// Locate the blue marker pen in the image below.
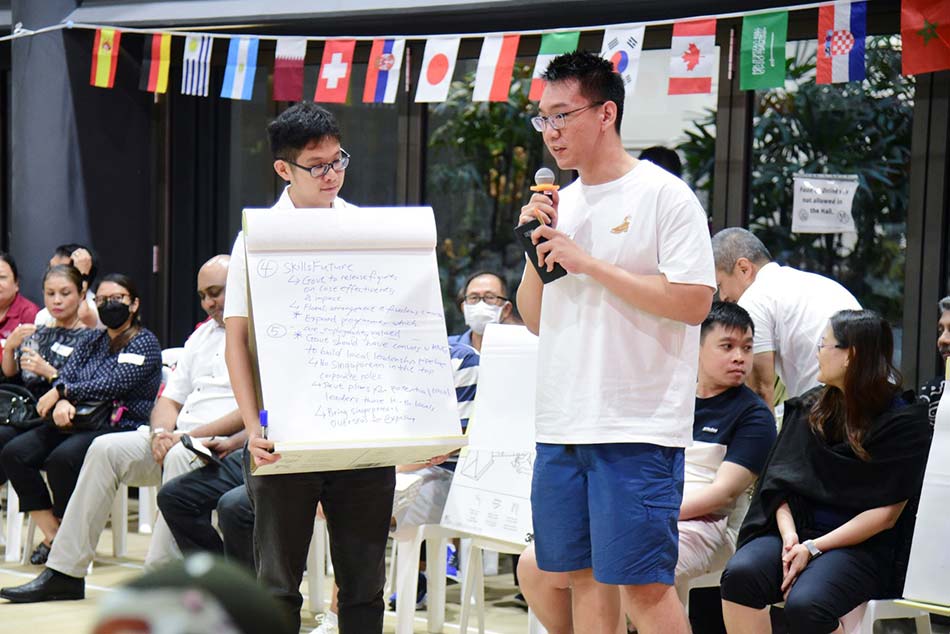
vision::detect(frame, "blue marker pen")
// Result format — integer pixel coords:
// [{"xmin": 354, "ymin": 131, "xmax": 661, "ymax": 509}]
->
[{"xmin": 260, "ymin": 410, "xmax": 269, "ymax": 440}]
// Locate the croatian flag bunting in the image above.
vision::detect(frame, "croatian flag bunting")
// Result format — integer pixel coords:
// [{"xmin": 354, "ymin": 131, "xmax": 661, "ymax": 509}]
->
[
  {"xmin": 817, "ymin": 1, "xmax": 867, "ymax": 84},
  {"xmin": 363, "ymin": 38, "xmax": 405, "ymax": 103}
]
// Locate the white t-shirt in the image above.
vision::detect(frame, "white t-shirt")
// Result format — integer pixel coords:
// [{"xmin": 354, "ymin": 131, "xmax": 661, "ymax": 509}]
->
[
  {"xmin": 161, "ymin": 319, "xmax": 237, "ymax": 433},
  {"xmin": 738, "ymin": 262, "xmax": 861, "ymax": 398},
  {"xmin": 223, "ymin": 187, "xmax": 354, "ymax": 320},
  {"xmin": 535, "ymin": 160, "xmax": 716, "ymax": 447}
]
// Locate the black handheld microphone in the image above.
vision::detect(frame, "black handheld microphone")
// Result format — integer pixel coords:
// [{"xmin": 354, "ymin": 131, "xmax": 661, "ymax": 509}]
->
[{"xmin": 513, "ymin": 168, "xmax": 567, "ymax": 284}]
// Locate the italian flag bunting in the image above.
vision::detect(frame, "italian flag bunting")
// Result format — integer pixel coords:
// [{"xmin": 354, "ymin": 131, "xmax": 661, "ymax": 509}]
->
[
  {"xmin": 90, "ymin": 28, "xmax": 121, "ymax": 89},
  {"xmin": 529, "ymin": 32, "xmax": 580, "ymax": 101}
]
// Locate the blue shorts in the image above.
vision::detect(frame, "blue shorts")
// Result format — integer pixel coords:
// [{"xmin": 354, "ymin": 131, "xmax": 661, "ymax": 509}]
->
[{"xmin": 531, "ymin": 442, "xmax": 684, "ymax": 585}]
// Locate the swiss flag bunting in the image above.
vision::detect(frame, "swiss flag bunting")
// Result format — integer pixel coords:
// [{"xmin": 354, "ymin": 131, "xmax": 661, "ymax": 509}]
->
[{"xmin": 315, "ymin": 40, "xmax": 356, "ymax": 103}]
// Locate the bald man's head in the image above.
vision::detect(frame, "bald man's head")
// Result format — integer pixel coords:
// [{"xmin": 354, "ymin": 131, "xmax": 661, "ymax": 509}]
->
[{"xmin": 197, "ymin": 255, "xmax": 230, "ymax": 325}]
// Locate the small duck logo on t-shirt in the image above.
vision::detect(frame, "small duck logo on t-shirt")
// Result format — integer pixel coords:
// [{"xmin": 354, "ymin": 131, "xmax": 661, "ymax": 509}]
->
[{"xmin": 610, "ymin": 215, "xmax": 631, "ymax": 234}]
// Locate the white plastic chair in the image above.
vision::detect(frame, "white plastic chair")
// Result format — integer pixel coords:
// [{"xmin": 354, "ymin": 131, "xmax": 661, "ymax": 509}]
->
[
  {"xmin": 161, "ymin": 347, "xmax": 185, "ymax": 369},
  {"xmin": 457, "ymin": 537, "xmax": 532, "ymax": 634},
  {"xmin": 307, "ymin": 516, "xmax": 330, "ymax": 615},
  {"xmin": 840, "ymin": 600, "xmax": 932, "ymax": 634},
  {"xmin": 3, "ymin": 483, "xmax": 24, "ymax": 563},
  {"xmin": 387, "ymin": 523, "xmax": 463, "ymax": 634}
]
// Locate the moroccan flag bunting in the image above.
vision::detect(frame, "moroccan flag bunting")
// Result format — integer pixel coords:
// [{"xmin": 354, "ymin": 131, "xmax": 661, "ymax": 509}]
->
[
  {"xmin": 415, "ymin": 37, "xmax": 461, "ymax": 103},
  {"xmin": 817, "ymin": 2, "xmax": 867, "ymax": 84},
  {"xmin": 668, "ymin": 19, "xmax": 717, "ymax": 95},
  {"xmin": 901, "ymin": 0, "xmax": 950, "ymax": 75},
  {"xmin": 181, "ymin": 35, "xmax": 213, "ymax": 97},
  {"xmin": 139, "ymin": 33, "xmax": 171, "ymax": 93},
  {"xmin": 600, "ymin": 26, "xmax": 645, "ymax": 94},
  {"xmin": 530, "ymin": 32, "xmax": 580, "ymax": 100},
  {"xmin": 273, "ymin": 38, "xmax": 307, "ymax": 101},
  {"xmin": 363, "ymin": 38, "xmax": 405, "ymax": 103},
  {"xmin": 90, "ymin": 28, "xmax": 121, "ymax": 89},
  {"xmin": 315, "ymin": 39, "xmax": 356, "ymax": 103},
  {"xmin": 740, "ymin": 11, "xmax": 788, "ymax": 90},
  {"xmin": 221, "ymin": 37, "xmax": 259, "ymax": 100},
  {"xmin": 473, "ymin": 34, "xmax": 520, "ymax": 102}
]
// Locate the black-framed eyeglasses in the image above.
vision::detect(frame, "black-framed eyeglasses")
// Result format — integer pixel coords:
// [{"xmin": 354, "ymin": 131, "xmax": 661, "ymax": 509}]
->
[
  {"xmin": 95, "ymin": 293, "xmax": 130, "ymax": 305},
  {"xmin": 463, "ymin": 292, "xmax": 508, "ymax": 307},
  {"xmin": 280, "ymin": 149, "xmax": 350, "ymax": 178},
  {"xmin": 530, "ymin": 102, "xmax": 605, "ymax": 132}
]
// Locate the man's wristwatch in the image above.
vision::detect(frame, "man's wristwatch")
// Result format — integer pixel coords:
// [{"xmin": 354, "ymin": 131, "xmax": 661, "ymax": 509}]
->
[{"xmin": 803, "ymin": 539, "xmax": 823, "ymax": 558}]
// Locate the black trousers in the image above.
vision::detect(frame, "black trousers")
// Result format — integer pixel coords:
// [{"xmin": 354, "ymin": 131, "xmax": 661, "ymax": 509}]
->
[
  {"xmin": 0, "ymin": 425, "xmax": 23, "ymax": 486},
  {"xmin": 720, "ymin": 534, "xmax": 887, "ymax": 634},
  {"xmin": 244, "ymin": 450, "xmax": 395, "ymax": 633},
  {"xmin": 0, "ymin": 424, "xmax": 114, "ymax": 516},
  {"xmin": 157, "ymin": 449, "xmax": 254, "ymax": 571}
]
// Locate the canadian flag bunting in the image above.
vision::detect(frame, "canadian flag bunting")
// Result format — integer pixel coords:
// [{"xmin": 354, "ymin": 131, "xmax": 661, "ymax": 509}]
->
[
  {"xmin": 601, "ymin": 26, "xmax": 645, "ymax": 94},
  {"xmin": 315, "ymin": 40, "xmax": 356, "ymax": 103},
  {"xmin": 415, "ymin": 37, "xmax": 461, "ymax": 103},
  {"xmin": 668, "ymin": 18, "xmax": 717, "ymax": 95},
  {"xmin": 473, "ymin": 34, "xmax": 520, "ymax": 102}
]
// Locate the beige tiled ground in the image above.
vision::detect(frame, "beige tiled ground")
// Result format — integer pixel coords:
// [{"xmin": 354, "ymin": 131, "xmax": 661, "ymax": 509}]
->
[{"xmin": 0, "ymin": 516, "xmax": 530, "ymax": 633}]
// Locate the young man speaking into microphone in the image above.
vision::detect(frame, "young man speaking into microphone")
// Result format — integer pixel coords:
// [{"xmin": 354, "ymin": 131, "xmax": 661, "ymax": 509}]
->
[{"xmin": 516, "ymin": 51, "xmax": 715, "ymax": 634}]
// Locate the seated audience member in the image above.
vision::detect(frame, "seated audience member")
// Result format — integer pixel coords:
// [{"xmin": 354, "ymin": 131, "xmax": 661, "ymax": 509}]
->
[
  {"xmin": 90, "ymin": 554, "xmax": 295, "ymax": 634},
  {"xmin": 720, "ymin": 309, "xmax": 931, "ymax": 634},
  {"xmin": 0, "ymin": 252, "xmax": 40, "ymax": 354},
  {"xmin": 0, "ymin": 273, "xmax": 162, "ymax": 584},
  {"xmin": 638, "ymin": 146, "xmax": 683, "ymax": 178},
  {"xmin": 517, "ymin": 302, "xmax": 776, "ymax": 633},
  {"xmin": 0, "ymin": 265, "xmax": 92, "ymax": 518},
  {"xmin": 34, "ymin": 244, "xmax": 100, "ymax": 329},
  {"xmin": 0, "ymin": 257, "xmax": 242, "ymax": 603},
  {"xmin": 919, "ymin": 295, "xmax": 950, "ymax": 426},
  {"xmin": 711, "ymin": 228, "xmax": 861, "ymax": 408}
]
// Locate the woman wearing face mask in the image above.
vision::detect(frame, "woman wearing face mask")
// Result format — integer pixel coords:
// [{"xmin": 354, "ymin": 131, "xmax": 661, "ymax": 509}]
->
[
  {"xmin": 0, "ymin": 266, "xmax": 94, "ymax": 558},
  {"xmin": 0, "ymin": 274, "xmax": 161, "ymax": 563}
]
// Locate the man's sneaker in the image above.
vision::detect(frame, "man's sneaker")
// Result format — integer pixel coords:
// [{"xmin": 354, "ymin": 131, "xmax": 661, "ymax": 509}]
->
[
  {"xmin": 388, "ymin": 572, "xmax": 427, "ymax": 611},
  {"xmin": 446, "ymin": 544, "xmax": 460, "ymax": 582},
  {"xmin": 310, "ymin": 611, "xmax": 338, "ymax": 634}
]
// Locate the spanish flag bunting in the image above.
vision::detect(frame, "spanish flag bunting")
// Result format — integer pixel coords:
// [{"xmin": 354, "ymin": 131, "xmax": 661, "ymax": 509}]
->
[
  {"xmin": 139, "ymin": 33, "xmax": 171, "ymax": 94},
  {"xmin": 90, "ymin": 28, "xmax": 122, "ymax": 89}
]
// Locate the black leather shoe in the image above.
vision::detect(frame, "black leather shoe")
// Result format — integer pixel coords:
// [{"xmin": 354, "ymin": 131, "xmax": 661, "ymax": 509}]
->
[
  {"xmin": 29, "ymin": 542, "xmax": 51, "ymax": 565},
  {"xmin": 0, "ymin": 568, "xmax": 84, "ymax": 603}
]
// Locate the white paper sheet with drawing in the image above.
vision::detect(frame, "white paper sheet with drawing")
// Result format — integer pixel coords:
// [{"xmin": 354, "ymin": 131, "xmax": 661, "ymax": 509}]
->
[
  {"xmin": 243, "ymin": 207, "xmax": 466, "ymax": 474},
  {"xmin": 441, "ymin": 324, "xmax": 538, "ymax": 547}
]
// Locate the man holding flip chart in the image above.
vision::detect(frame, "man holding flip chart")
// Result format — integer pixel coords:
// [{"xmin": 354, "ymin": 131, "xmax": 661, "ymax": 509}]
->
[
  {"xmin": 224, "ymin": 103, "xmax": 395, "ymax": 633},
  {"xmin": 516, "ymin": 51, "xmax": 715, "ymax": 634}
]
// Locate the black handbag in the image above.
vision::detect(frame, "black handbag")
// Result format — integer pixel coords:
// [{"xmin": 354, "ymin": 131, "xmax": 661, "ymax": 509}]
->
[
  {"xmin": 0, "ymin": 384, "xmax": 42, "ymax": 430},
  {"xmin": 65, "ymin": 401, "xmax": 116, "ymax": 432}
]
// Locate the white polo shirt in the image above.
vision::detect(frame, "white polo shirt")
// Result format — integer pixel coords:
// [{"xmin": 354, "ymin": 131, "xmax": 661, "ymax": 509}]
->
[
  {"xmin": 161, "ymin": 319, "xmax": 237, "ymax": 433},
  {"xmin": 738, "ymin": 262, "xmax": 861, "ymax": 398},
  {"xmin": 535, "ymin": 160, "xmax": 716, "ymax": 448},
  {"xmin": 223, "ymin": 187, "xmax": 354, "ymax": 320}
]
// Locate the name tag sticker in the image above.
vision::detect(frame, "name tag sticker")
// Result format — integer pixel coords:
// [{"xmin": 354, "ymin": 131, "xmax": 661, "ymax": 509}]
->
[
  {"xmin": 118, "ymin": 353, "xmax": 145, "ymax": 366},
  {"xmin": 51, "ymin": 342, "xmax": 74, "ymax": 357}
]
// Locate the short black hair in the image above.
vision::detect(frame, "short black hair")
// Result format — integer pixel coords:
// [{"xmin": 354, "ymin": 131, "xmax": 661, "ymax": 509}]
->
[
  {"xmin": 456, "ymin": 271, "xmax": 509, "ymax": 310},
  {"xmin": 639, "ymin": 146, "xmax": 683, "ymax": 178},
  {"xmin": 0, "ymin": 252, "xmax": 18, "ymax": 282},
  {"xmin": 542, "ymin": 51, "xmax": 625, "ymax": 134},
  {"xmin": 267, "ymin": 102, "xmax": 341, "ymax": 161},
  {"xmin": 53, "ymin": 243, "xmax": 98, "ymax": 283},
  {"xmin": 701, "ymin": 301, "xmax": 754, "ymax": 342}
]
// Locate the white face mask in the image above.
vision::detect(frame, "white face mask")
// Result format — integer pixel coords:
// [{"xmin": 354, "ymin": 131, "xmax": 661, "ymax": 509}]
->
[{"xmin": 463, "ymin": 301, "xmax": 505, "ymax": 335}]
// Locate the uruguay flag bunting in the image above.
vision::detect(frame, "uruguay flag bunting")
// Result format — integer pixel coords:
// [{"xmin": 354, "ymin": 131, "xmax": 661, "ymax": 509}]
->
[
  {"xmin": 600, "ymin": 26, "xmax": 645, "ymax": 94},
  {"xmin": 817, "ymin": 1, "xmax": 867, "ymax": 84},
  {"xmin": 363, "ymin": 38, "xmax": 405, "ymax": 104},
  {"xmin": 220, "ymin": 37, "xmax": 259, "ymax": 100}
]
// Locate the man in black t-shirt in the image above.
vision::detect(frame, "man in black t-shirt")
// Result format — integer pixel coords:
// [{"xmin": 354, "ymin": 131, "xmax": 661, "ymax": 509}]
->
[{"xmin": 919, "ymin": 296, "xmax": 950, "ymax": 427}]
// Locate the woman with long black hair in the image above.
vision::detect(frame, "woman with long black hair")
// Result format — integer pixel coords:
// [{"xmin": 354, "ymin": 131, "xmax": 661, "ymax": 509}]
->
[
  {"xmin": 720, "ymin": 309, "xmax": 931, "ymax": 634},
  {"xmin": 0, "ymin": 274, "xmax": 161, "ymax": 566}
]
